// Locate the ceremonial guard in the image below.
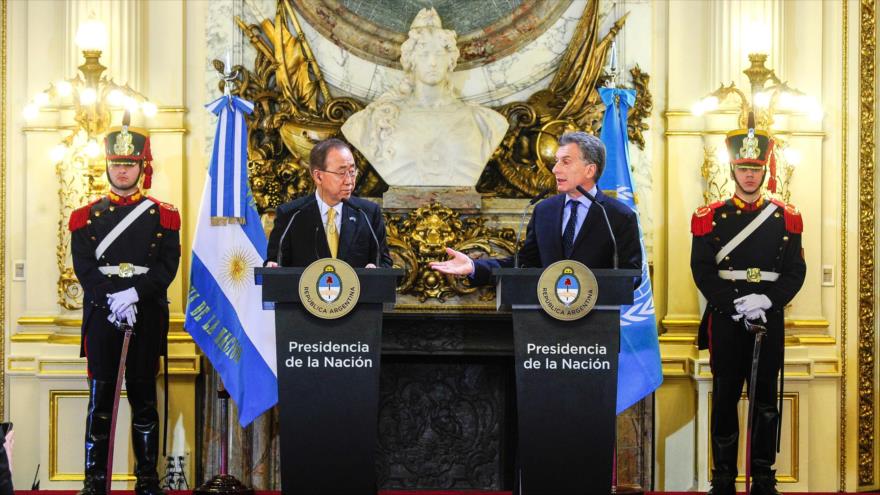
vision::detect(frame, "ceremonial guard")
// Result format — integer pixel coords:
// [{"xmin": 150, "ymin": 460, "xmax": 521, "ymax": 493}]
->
[
  {"xmin": 69, "ymin": 113, "xmax": 181, "ymax": 495},
  {"xmin": 690, "ymin": 114, "xmax": 806, "ymax": 495}
]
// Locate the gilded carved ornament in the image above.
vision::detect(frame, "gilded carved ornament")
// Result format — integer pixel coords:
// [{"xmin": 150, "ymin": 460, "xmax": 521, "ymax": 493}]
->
[
  {"xmin": 386, "ymin": 202, "xmax": 517, "ymax": 302},
  {"xmin": 221, "ymin": 0, "xmax": 651, "ymax": 206},
  {"xmin": 221, "ymin": 0, "xmax": 652, "ymax": 301}
]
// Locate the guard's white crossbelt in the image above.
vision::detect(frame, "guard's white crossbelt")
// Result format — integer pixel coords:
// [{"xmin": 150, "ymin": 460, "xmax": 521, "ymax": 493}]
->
[
  {"xmin": 714, "ymin": 203, "xmax": 778, "ymax": 265},
  {"xmin": 95, "ymin": 200, "xmax": 155, "ymax": 260}
]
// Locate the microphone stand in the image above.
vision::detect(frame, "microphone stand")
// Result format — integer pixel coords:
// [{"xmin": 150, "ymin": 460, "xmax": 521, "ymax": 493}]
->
[
  {"xmin": 514, "ymin": 189, "xmax": 553, "ymax": 268},
  {"xmin": 342, "ymin": 199, "xmax": 382, "ymax": 267},
  {"xmin": 575, "ymin": 185, "xmax": 618, "ymax": 269},
  {"xmin": 275, "ymin": 209, "xmax": 302, "ymax": 266}
]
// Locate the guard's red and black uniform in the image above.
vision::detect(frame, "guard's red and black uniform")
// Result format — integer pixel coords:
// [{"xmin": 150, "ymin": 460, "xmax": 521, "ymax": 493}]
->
[
  {"xmin": 70, "ymin": 120, "xmax": 180, "ymax": 495},
  {"xmin": 690, "ymin": 195, "xmax": 805, "ymax": 493},
  {"xmin": 70, "ymin": 190, "xmax": 181, "ymax": 379}
]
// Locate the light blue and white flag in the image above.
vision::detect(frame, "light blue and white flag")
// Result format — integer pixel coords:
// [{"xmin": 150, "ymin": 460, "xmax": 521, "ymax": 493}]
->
[
  {"xmin": 185, "ymin": 95, "xmax": 277, "ymax": 427},
  {"xmin": 598, "ymin": 87, "xmax": 663, "ymax": 414}
]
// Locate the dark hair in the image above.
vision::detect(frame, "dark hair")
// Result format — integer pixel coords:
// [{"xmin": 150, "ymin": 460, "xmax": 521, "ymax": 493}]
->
[
  {"xmin": 309, "ymin": 138, "xmax": 351, "ymax": 172},
  {"xmin": 559, "ymin": 131, "xmax": 605, "ymax": 181}
]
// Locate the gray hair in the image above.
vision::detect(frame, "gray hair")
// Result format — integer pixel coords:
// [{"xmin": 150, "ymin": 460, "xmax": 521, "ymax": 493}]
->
[{"xmin": 559, "ymin": 131, "xmax": 605, "ymax": 181}]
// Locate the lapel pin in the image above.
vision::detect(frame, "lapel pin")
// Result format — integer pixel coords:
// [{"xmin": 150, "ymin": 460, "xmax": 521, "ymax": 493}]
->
[{"xmin": 349, "ymin": 216, "xmax": 356, "ymax": 222}]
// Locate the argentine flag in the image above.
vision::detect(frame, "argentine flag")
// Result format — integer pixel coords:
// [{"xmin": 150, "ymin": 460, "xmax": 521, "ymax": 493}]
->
[
  {"xmin": 598, "ymin": 87, "xmax": 663, "ymax": 413},
  {"xmin": 185, "ymin": 95, "xmax": 277, "ymax": 426}
]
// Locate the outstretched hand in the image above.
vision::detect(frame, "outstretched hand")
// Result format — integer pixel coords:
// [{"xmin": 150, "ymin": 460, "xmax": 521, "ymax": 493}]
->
[{"xmin": 429, "ymin": 247, "xmax": 475, "ymax": 276}]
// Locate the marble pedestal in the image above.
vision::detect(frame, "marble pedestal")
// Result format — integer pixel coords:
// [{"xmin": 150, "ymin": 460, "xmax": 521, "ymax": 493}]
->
[{"xmin": 382, "ymin": 186, "xmax": 482, "ymax": 211}]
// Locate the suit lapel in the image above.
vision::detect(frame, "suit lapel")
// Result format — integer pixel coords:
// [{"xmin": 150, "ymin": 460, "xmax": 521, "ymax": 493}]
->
[
  {"xmin": 336, "ymin": 202, "xmax": 357, "ymax": 262},
  {"xmin": 570, "ymin": 190, "xmax": 604, "ymax": 256},
  {"xmin": 306, "ymin": 200, "xmax": 331, "ymax": 259},
  {"xmin": 542, "ymin": 194, "xmax": 565, "ymax": 262}
]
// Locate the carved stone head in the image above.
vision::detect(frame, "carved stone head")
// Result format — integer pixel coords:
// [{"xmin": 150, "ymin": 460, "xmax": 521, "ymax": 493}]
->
[{"xmin": 400, "ymin": 8, "xmax": 459, "ymax": 87}]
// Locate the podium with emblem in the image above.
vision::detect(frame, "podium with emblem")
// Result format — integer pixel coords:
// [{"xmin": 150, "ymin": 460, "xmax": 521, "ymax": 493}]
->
[
  {"xmin": 256, "ymin": 261, "xmax": 402, "ymax": 495},
  {"xmin": 494, "ymin": 263, "xmax": 640, "ymax": 495}
]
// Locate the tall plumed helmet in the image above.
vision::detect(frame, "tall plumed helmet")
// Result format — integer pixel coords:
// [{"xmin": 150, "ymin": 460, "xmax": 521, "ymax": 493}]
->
[
  {"xmin": 104, "ymin": 110, "xmax": 154, "ymax": 189},
  {"xmin": 724, "ymin": 111, "xmax": 778, "ymax": 193}
]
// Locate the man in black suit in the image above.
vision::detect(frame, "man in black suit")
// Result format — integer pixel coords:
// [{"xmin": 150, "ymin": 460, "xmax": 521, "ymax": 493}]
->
[
  {"xmin": 430, "ymin": 131, "xmax": 641, "ymax": 280},
  {"xmin": 266, "ymin": 138, "xmax": 392, "ymax": 268}
]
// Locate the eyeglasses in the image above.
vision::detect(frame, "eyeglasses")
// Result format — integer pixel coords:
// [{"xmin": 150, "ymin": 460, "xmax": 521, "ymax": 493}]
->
[{"xmin": 322, "ymin": 167, "xmax": 358, "ymax": 179}]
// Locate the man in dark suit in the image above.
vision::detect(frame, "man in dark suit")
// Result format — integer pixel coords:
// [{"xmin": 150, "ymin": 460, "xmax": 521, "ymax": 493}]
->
[
  {"xmin": 430, "ymin": 131, "xmax": 641, "ymax": 281},
  {"xmin": 266, "ymin": 138, "xmax": 392, "ymax": 268}
]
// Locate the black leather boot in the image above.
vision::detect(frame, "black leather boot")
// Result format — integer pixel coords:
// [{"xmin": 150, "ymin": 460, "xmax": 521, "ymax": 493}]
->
[
  {"xmin": 127, "ymin": 380, "xmax": 166, "ymax": 495},
  {"xmin": 710, "ymin": 376, "xmax": 742, "ymax": 495},
  {"xmin": 708, "ymin": 469, "xmax": 736, "ymax": 495},
  {"xmin": 79, "ymin": 380, "xmax": 114, "ymax": 495},
  {"xmin": 752, "ymin": 470, "xmax": 781, "ymax": 495}
]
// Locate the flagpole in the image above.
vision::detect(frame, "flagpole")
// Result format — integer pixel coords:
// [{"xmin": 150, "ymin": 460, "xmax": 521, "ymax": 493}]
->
[{"xmin": 193, "ymin": 383, "xmax": 254, "ymax": 495}]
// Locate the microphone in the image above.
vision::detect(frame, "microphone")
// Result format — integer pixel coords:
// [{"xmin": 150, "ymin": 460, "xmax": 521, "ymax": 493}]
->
[
  {"xmin": 342, "ymin": 198, "xmax": 382, "ymax": 267},
  {"xmin": 576, "ymin": 185, "xmax": 618, "ymax": 269},
  {"xmin": 275, "ymin": 208, "xmax": 303, "ymax": 266},
  {"xmin": 514, "ymin": 188, "xmax": 554, "ymax": 268},
  {"xmin": 313, "ymin": 226, "xmax": 321, "ymax": 261}
]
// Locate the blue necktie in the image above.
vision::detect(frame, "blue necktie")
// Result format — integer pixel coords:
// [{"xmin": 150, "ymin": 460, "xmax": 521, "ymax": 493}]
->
[{"xmin": 563, "ymin": 200, "xmax": 578, "ymax": 257}]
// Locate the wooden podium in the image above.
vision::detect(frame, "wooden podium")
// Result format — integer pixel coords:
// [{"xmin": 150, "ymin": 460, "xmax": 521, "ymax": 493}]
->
[
  {"xmin": 256, "ymin": 266, "xmax": 402, "ymax": 495},
  {"xmin": 495, "ymin": 267, "xmax": 639, "ymax": 495}
]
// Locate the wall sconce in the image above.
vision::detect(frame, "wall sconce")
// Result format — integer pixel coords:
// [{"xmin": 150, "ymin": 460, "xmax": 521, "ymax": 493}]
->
[
  {"xmin": 22, "ymin": 18, "xmax": 156, "ymax": 310},
  {"xmin": 693, "ymin": 53, "xmax": 814, "ymax": 205}
]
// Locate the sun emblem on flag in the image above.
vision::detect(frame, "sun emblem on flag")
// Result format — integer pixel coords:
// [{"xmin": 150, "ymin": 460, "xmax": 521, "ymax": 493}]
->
[
  {"xmin": 555, "ymin": 267, "xmax": 580, "ymax": 306},
  {"xmin": 317, "ymin": 265, "xmax": 342, "ymax": 303},
  {"xmin": 220, "ymin": 247, "xmax": 261, "ymax": 293}
]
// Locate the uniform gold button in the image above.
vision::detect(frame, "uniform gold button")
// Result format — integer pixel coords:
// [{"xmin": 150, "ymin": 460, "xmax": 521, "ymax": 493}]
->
[
  {"xmin": 109, "ymin": 206, "xmax": 115, "ymax": 212},
  {"xmin": 94, "ymin": 211, "xmax": 101, "ymax": 217},
  {"xmin": 87, "ymin": 220, "xmax": 92, "ymax": 224},
  {"xmin": 150, "ymin": 243, "xmax": 156, "ymax": 248},
  {"xmin": 150, "ymin": 209, "xmax": 156, "ymax": 215},
  {"xmin": 724, "ymin": 256, "xmax": 730, "ymax": 261},
  {"xmin": 721, "ymin": 213, "xmax": 727, "ymax": 219},
  {"xmin": 90, "ymin": 236, "xmax": 96, "ymax": 241},
  {"xmin": 157, "ymin": 232, "xmax": 163, "ymax": 238},
  {"xmin": 783, "ymin": 236, "xmax": 789, "ymax": 241},
  {"xmin": 712, "ymin": 221, "xmax": 717, "ymax": 226},
  {"xmin": 774, "ymin": 213, "xmax": 781, "ymax": 218},
  {"xmin": 736, "ymin": 210, "xmax": 742, "ymax": 215}
]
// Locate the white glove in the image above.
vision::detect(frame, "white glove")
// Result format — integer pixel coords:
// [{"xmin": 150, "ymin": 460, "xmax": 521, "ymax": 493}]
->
[
  {"xmin": 743, "ymin": 308, "xmax": 767, "ymax": 323},
  {"xmin": 119, "ymin": 305, "xmax": 137, "ymax": 327},
  {"xmin": 107, "ymin": 287, "xmax": 139, "ymax": 314},
  {"xmin": 734, "ymin": 293, "xmax": 771, "ymax": 314}
]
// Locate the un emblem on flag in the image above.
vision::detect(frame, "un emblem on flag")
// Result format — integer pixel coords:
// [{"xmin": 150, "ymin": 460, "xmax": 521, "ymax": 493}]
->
[
  {"xmin": 298, "ymin": 259, "xmax": 361, "ymax": 319},
  {"xmin": 537, "ymin": 261, "xmax": 598, "ymax": 321}
]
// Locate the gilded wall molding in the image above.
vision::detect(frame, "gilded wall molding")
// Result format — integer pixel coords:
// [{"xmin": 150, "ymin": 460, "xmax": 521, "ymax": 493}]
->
[
  {"xmin": 1, "ymin": 0, "xmax": 7, "ymax": 422},
  {"xmin": 858, "ymin": 0, "xmax": 876, "ymax": 487},
  {"xmin": 839, "ymin": 0, "xmax": 849, "ymax": 490},
  {"xmin": 49, "ymin": 390, "xmax": 136, "ymax": 481}
]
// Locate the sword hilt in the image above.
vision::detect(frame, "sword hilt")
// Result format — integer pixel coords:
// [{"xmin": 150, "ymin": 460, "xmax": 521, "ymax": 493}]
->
[{"xmin": 742, "ymin": 319, "xmax": 768, "ymax": 336}]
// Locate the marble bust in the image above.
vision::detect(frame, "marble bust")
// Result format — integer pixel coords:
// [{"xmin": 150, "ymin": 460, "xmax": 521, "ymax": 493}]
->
[{"xmin": 342, "ymin": 8, "xmax": 509, "ymax": 187}]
